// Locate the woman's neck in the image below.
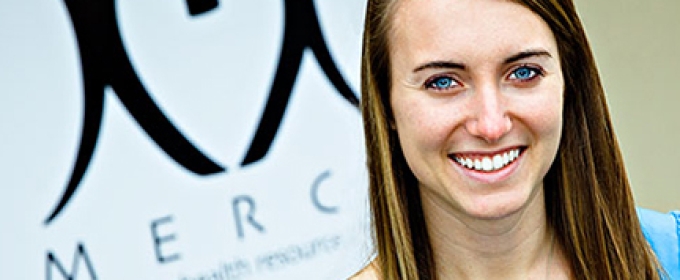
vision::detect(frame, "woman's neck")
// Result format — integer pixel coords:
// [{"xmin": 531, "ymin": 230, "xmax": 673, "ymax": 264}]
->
[{"xmin": 420, "ymin": 187, "xmax": 560, "ymax": 280}]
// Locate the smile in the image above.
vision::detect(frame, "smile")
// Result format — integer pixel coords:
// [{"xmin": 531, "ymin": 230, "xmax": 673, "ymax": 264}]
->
[{"xmin": 451, "ymin": 148, "xmax": 523, "ymax": 172}]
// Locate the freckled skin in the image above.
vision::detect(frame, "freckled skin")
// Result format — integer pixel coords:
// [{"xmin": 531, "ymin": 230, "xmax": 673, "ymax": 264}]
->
[{"xmin": 389, "ymin": 0, "xmax": 564, "ymax": 220}]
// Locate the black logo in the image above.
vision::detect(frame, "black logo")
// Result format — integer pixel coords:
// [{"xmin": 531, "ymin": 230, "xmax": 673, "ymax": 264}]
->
[{"xmin": 45, "ymin": 0, "xmax": 359, "ymax": 225}]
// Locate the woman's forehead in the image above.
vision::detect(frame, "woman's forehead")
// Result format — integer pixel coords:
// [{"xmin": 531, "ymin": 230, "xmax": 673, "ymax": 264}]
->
[{"xmin": 388, "ymin": 0, "xmax": 558, "ymax": 66}]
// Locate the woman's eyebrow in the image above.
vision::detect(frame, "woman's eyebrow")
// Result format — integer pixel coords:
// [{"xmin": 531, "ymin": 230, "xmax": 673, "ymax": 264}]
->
[
  {"xmin": 413, "ymin": 61, "xmax": 466, "ymax": 73},
  {"xmin": 504, "ymin": 49, "xmax": 552, "ymax": 64},
  {"xmin": 411, "ymin": 50, "xmax": 552, "ymax": 73}
]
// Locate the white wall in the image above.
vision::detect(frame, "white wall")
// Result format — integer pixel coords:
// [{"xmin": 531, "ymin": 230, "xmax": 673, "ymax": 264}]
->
[{"xmin": 575, "ymin": 0, "xmax": 680, "ymax": 212}]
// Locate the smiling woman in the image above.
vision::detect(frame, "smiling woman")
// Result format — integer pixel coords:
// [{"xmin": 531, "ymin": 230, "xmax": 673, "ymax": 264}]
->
[{"xmin": 352, "ymin": 0, "xmax": 679, "ymax": 279}]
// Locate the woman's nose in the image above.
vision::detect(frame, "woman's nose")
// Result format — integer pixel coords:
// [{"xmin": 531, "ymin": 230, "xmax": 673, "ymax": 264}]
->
[{"xmin": 465, "ymin": 87, "xmax": 512, "ymax": 143}]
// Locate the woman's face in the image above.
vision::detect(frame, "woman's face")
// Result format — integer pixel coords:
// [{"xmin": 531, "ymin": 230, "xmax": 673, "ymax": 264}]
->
[{"xmin": 389, "ymin": 0, "xmax": 564, "ymax": 219}]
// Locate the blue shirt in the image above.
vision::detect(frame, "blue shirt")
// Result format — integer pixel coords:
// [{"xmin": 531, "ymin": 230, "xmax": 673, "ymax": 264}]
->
[{"xmin": 638, "ymin": 208, "xmax": 680, "ymax": 279}]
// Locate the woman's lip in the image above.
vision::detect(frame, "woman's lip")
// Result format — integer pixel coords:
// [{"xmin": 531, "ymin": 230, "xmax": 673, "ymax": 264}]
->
[
  {"xmin": 449, "ymin": 146, "xmax": 526, "ymax": 157},
  {"xmin": 449, "ymin": 147, "xmax": 525, "ymax": 184}
]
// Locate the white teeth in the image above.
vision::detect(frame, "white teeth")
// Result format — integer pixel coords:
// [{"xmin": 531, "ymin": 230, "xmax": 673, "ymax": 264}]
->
[
  {"xmin": 493, "ymin": 155, "xmax": 503, "ymax": 169},
  {"xmin": 511, "ymin": 149, "xmax": 519, "ymax": 159},
  {"xmin": 454, "ymin": 148, "xmax": 522, "ymax": 172},
  {"xmin": 482, "ymin": 157, "xmax": 493, "ymax": 171}
]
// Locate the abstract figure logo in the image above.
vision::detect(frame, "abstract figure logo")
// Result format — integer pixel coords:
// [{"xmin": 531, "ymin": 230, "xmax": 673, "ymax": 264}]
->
[
  {"xmin": 45, "ymin": 0, "xmax": 359, "ymax": 225},
  {"xmin": 240, "ymin": 0, "xmax": 360, "ymax": 165}
]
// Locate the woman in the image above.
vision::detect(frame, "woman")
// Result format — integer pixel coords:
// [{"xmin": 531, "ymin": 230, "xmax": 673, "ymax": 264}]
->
[{"xmin": 352, "ymin": 0, "xmax": 679, "ymax": 279}]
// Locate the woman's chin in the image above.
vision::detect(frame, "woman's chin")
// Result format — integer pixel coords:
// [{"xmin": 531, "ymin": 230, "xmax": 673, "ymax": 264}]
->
[{"xmin": 458, "ymin": 191, "xmax": 539, "ymax": 221}]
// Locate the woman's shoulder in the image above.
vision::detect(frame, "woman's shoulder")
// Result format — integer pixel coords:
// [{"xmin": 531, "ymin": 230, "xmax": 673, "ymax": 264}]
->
[
  {"xmin": 637, "ymin": 208, "xmax": 680, "ymax": 278},
  {"xmin": 348, "ymin": 260, "xmax": 381, "ymax": 280},
  {"xmin": 637, "ymin": 208, "xmax": 679, "ymax": 245}
]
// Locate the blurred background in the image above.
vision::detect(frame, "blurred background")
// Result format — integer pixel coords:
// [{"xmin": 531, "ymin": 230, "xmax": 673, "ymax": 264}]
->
[{"xmin": 575, "ymin": 0, "xmax": 680, "ymax": 212}]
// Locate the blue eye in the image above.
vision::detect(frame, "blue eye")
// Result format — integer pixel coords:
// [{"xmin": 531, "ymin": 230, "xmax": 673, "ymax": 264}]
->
[
  {"xmin": 509, "ymin": 66, "xmax": 540, "ymax": 81},
  {"xmin": 426, "ymin": 76, "xmax": 458, "ymax": 90}
]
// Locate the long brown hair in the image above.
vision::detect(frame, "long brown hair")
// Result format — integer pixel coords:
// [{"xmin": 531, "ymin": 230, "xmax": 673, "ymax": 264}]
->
[{"xmin": 360, "ymin": 0, "xmax": 663, "ymax": 279}]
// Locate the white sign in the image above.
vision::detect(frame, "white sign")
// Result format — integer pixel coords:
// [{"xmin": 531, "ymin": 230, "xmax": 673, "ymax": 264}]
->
[{"xmin": 0, "ymin": 0, "xmax": 371, "ymax": 279}]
